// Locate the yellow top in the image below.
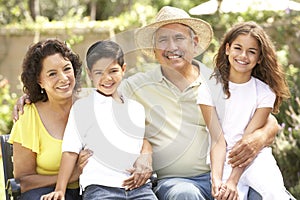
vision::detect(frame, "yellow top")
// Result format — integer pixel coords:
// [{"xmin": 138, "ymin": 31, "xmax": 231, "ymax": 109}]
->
[{"xmin": 9, "ymin": 104, "xmax": 78, "ymax": 189}]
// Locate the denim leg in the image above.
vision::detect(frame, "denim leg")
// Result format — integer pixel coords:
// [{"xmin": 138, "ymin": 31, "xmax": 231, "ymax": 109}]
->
[
  {"xmin": 20, "ymin": 187, "xmax": 81, "ymax": 200},
  {"xmin": 247, "ymin": 187, "xmax": 262, "ymax": 200},
  {"xmin": 127, "ymin": 183, "xmax": 157, "ymax": 200},
  {"xmin": 153, "ymin": 172, "xmax": 213, "ymax": 200},
  {"xmin": 83, "ymin": 184, "xmax": 157, "ymax": 200},
  {"xmin": 20, "ymin": 187, "xmax": 55, "ymax": 200},
  {"xmin": 83, "ymin": 185, "xmax": 124, "ymax": 200}
]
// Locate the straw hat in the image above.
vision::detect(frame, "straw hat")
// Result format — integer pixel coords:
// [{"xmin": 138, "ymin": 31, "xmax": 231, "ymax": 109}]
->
[{"xmin": 135, "ymin": 6, "xmax": 213, "ymax": 59}]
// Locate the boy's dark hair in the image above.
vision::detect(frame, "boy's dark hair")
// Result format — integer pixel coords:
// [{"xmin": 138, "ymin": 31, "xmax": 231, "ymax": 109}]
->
[{"xmin": 86, "ymin": 40, "xmax": 124, "ymax": 70}]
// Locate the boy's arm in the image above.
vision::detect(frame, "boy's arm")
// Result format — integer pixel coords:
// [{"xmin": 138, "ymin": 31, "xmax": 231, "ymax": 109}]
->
[
  {"xmin": 228, "ymin": 109, "xmax": 276, "ymax": 168},
  {"xmin": 200, "ymin": 104, "xmax": 227, "ymax": 198},
  {"xmin": 55, "ymin": 152, "xmax": 78, "ymax": 193},
  {"xmin": 41, "ymin": 152, "xmax": 78, "ymax": 200}
]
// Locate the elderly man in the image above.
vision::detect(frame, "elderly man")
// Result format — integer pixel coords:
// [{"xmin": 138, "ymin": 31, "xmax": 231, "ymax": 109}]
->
[{"xmin": 120, "ymin": 6, "xmax": 279, "ymax": 200}]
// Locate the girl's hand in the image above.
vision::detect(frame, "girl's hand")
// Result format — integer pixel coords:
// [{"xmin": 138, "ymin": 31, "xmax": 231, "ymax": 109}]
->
[
  {"xmin": 212, "ymin": 179, "xmax": 225, "ymax": 198},
  {"xmin": 218, "ymin": 180, "xmax": 239, "ymax": 200}
]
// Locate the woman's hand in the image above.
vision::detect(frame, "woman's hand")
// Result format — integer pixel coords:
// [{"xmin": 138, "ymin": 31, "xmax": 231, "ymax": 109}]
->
[{"xmin": 69, "ymin": 149, "xmax": 92, "ymax": 183}]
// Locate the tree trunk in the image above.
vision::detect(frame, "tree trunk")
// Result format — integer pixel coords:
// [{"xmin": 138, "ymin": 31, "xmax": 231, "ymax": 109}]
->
[{"xmin": 29, "ymin": 0, "xmax": 40, "ymax": 21}]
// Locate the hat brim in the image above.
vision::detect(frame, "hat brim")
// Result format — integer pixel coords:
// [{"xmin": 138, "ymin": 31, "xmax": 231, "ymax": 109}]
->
[{"xmin": 135, "ymin": 18, "xmax": 213, "ymax": 59}]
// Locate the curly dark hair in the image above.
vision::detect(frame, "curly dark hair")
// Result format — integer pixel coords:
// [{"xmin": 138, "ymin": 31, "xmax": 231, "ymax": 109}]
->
[{"xmin": 21, "ymin": 38, "xmax": 82, "ymax": 103}]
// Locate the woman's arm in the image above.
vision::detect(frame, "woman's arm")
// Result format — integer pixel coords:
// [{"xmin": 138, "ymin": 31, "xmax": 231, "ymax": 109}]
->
[
  {"xmin": 13, "ymin": 142, "xmax": 58, "ymax": 192},
  {"xmin": 13, "ymin": 142, "xmax": 88, "ymax": 193},
  {"xmin": 40, "ymin": 152, "xmax": 78, "ymax": 200}
]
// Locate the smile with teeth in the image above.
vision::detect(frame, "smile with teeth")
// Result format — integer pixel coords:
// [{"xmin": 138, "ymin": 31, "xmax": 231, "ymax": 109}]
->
[
  {"xmin": 57, "ymin": 84, "xmax": 70, "ymax": 90},
  {"xmin": 236, "ymin": 59, "xmax": 248, "ymax": 65},
  {"xmin": 167, "ymin": 55, "xmax": 181, "ymax": 59},
  {"xmin": 102, "ymin": 83, "xmax": 114, "ymax": 88},
  {"xmin": 164, "ymin": 51, "xmax": 183, "ymax": 59}
]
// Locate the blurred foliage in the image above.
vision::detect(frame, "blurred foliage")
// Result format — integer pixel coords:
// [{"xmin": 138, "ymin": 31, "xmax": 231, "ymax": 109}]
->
[
  {"xmin": 0, "ymin": 0, "xmax": 299, "ymax": 197},
  {"xmin": 0, "ymin": 77, "xmax": 17, "ymax": 135}
]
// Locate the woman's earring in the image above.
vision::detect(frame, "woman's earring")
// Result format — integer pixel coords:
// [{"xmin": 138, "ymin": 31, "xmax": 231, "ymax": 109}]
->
[{"xmin": 41, "ymin": 88, "xmax": 44, "ymax": 94}]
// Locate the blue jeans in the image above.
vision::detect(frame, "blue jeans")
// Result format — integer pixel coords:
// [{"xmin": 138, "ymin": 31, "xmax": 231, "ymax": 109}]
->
[
  {"xmin": 248, "ymin": 187, "xmax": 262, "ymax": 200},
  {"xmin": 153, "ymin": 172, "xmax": 213, "ymax": 200},
  {"xmin": 20, "ymin": 187, "xmax": 81, "ymax": 200},
  {"xmin": 82, "ymin": 183, "xmax": 157, "ymax": 200}
]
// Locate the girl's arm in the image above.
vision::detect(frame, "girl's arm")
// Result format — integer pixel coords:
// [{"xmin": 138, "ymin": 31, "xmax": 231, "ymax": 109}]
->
[
  {"xmin": 200, "ymin": 104, "xmax": 227, "ymax": 198},
  {"xmin": 222, "ymin": 107, "xmax": 272, "ymax": 199},
  {"xmin": 228, "ymin": 114, "xmax": 278, "ymax": 168}
]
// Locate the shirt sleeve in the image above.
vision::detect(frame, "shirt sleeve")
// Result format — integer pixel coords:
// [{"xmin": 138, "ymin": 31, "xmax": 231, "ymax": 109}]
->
[
  {"xmin": 197, "ymin": 80, "xmax": 214, "ymax": 106},
  {"xmin": 8, "ymin": 104, "xmax": 40, "ymax": 154},
  {"xmin": 62, "ymin": 106, "xmax": 84, "ymax": 154},
  {"xmin": 256, "ymin": 80, "xmax": 276, "ymax": 109}
]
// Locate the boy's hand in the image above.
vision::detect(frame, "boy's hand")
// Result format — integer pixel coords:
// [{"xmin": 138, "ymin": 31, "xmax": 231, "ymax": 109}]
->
[{"xmin": 40, "ymin": 191, "xmax": 65, "ymax": 200}]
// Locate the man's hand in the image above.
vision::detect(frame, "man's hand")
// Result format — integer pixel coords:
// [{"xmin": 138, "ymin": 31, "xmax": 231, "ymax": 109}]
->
[
  {"xmin": 123, "ymin": 153, "xmax": 153, "ymax": 190},
  {"xmin": 228, "ymin": 115, "xmax": 279, "ymax": 168},
  {"xmin": 228, "ymin": 132, "xmax": 262, "ymax": 168},
  {"xmin": 13, "ymin": 94, "xmax": 31, "ymax": 123}
]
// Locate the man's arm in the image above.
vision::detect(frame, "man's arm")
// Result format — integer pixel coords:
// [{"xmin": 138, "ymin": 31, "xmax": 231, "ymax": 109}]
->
[
  {"xmin": 12, "ymin": 94, "xmax": 30, "ymax": 122},
  {"xmin": 228, "ymin": 114, "xmax": 279, "ymax": 168},
  {"xmin": 123, "ymin": 139, "xmax": 153, "ymax": 190}
]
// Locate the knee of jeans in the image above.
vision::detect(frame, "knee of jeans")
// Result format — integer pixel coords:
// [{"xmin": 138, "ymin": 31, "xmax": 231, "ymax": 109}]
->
[{"xmin": 167, "ymin": 182, "xmax": 203, "ymax": 200}]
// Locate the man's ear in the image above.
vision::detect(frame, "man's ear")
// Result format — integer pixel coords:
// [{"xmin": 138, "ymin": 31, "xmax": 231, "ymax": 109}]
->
[{"xmin": 193, "ymin": 36, "xmax": 199, "ymax": 47}]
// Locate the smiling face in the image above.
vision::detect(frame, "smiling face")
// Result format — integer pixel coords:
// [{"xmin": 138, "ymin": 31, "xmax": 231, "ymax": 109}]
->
[
  {"xmin": 226, "ymin": 34, "xmax": 261, "ymax": 83},
  {"xmin": 39, "ymin": 53, "xmax": 75, "ymax": 101},
  {"xmin": 153, "ymin": 23, "xmax": 198, "ymax": 72},
  {"xmin": 88, "ymin": 57, "xmax": 126, "ymax": 97}
]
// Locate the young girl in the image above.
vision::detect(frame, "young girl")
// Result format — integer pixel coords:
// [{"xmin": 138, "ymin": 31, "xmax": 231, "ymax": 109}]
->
[
  {"xmin": 197, "ymin": 21, "xmax": 293, "ymax": 200},
  {"xmin": 41, "ymin": 40, "xmax": 157, "ymax": 200}
]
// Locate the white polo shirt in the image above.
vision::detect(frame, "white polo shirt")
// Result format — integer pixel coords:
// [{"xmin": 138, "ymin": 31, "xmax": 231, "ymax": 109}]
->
[{"xmin": 62, "ymin": 90, "xmax": 145, "ymax": 189}]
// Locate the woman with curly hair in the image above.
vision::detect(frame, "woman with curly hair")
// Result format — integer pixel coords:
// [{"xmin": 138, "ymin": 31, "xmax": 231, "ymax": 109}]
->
[{"xmin": 8, "ymin": 38, "xmax": 88, "ymax": 200}]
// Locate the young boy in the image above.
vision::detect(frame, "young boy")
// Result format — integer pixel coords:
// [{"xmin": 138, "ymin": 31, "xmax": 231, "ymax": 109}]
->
[{"xmin": 41, "ymin": 40, "xmax": 157, "ymax": 200}]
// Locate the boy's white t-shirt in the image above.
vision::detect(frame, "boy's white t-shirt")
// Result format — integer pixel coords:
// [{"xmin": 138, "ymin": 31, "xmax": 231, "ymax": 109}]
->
[
  {"xmin": 197, "ymin": 77, "xmax": 276, "ymax": 150},
  {"xmin": 62, "ymin": 90, "xmax": 145, "ymax": 189}
]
